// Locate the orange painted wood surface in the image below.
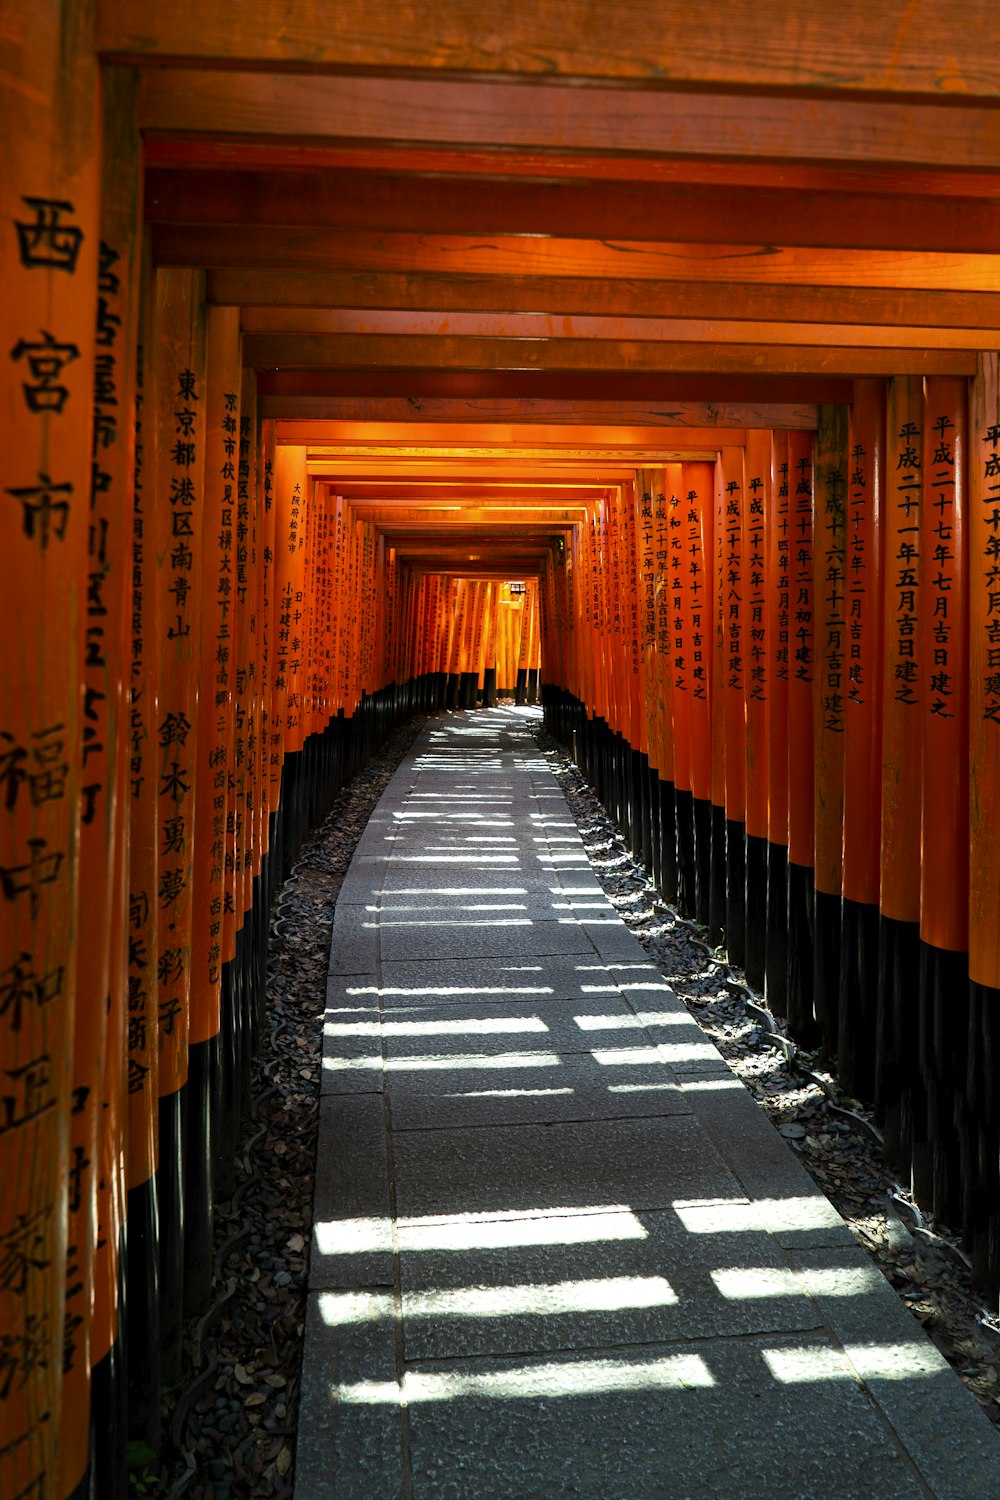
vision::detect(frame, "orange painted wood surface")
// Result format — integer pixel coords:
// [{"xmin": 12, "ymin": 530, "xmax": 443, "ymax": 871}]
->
[{"xmin": 880, "ymin": 377, "xmax": 924, "ymax": 925}]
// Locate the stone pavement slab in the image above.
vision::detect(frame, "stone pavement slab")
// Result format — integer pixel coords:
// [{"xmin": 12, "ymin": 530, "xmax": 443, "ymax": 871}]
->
[{"xmin": 296, "ymin": 708, "xmax": 1000, "ymax": 1500}]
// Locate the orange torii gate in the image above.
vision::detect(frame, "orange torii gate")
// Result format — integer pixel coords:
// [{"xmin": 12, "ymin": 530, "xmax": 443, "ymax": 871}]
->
[{"xmin": 11, "ymin": 5, "xmax": 1000, "ymax": 1495}]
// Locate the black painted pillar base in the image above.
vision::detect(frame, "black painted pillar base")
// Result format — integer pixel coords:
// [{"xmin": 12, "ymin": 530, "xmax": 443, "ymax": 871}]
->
[
  {"xmin": 968, "ymin": 980, "xmax": 1000, "ymax": 1297},
  {"xmin": 483, "ymin": 667, "xmax": 497, "ymax": 707},
  {"xmin": 183, "ymin": 1034, "xmax": 216, "ymax": 1315},
  {"xmin": 126, "ymin": 1174, "xmax": 160, "ymax": 1453},
  {"xmin": 725, "ymin": 820, "xmax": 746, "ymax": 970},
  {"xmin": 838, "ymin": 896, "xmax": 880, "ymax": 1103},
  {"xmin": 215, "ymin": 957, "xmax": 238, "ymax": 1201},
  {"xmin": 786, "ymin": 861, "xmax": 818, "ymax": 1043},
  {"xmin": 744, "ymin": 832, "xmax": 768, "ymax": 991},
  {"xmin": 813, "ymin": 888, "xmax": 842, "ymax": 1058},
  {"xmin": 764, "ymin": 841, "xmax": 789, "ymax": 1019},
  {"xmin": 919, "ymin": 940, "xmax": 969, "ymax": 1226},
  {"xmin": 675, "ymin": 788, "xmax": 696, "ymax": 917},
  {"xmin": 708, "ymin": 804, "xmax": 727, "ymax": 949},
  {"xmin": 658, "ymin": 779, "xmax": 678, "ymax": 905},
  {"xmin": 648, "ymin": 768, "xmax": 661, "ymax": 889},
  {"xmin": 91, "ymin": 1240, "xmax": 128, "ymax": 1500},
  {"xmin": 514, "ymin": 667, "xmax": 527, "ymax": 705},
  {"xmin": 692, "ymin": 796, "xmax": 712, "ymax": 929},
  {"xmin": 156, "ymin": 1087, "xmax": 185, "ymax": 1384},
  {"xmin": 875, "ymin": 914, "xmax": 921, "ymax": 1170}
]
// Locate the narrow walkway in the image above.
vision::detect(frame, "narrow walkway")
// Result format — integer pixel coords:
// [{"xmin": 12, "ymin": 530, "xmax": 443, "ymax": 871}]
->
[{"xmin": 295, "ymin": 709, "xmax": 1000, "ymax": 1499}]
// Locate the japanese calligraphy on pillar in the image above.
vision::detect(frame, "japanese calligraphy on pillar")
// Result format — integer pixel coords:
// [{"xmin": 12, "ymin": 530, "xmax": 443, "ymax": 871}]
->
[
  {"xmin": 970, "ymin": 356, "xmax": 1000, "ymax": 988},
  {"xmin": 891, "ymin": 410, "xmax": 922, "ymax": 708},
  {"xmin": 2, "ymin": 10, "xmax": 99, "ymax": 1494},
  {"xmin": 152, "ymin": 269, "xmax": 207, "ymax": 1107},
  {"xmin": 127, "ymin": 322, "xmax": 158, "ymax": 1162},
  {"xmin": 920, "ymin": 377, "xmax": 967, "ymax": 956},
  {"xmin": 818, "ymin": 432, "xmax": 847, "ymax": 736}
]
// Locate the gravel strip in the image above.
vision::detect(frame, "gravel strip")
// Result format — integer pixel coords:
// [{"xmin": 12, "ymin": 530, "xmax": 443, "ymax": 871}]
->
[{"xmin": 160, "ymin": 706, "xmax": 1000, "ymax": 1498}]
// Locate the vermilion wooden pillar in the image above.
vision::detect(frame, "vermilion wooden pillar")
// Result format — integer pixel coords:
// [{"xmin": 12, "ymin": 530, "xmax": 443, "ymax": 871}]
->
[
  {"xmin": 743, "ymin": 430, "xmax": 771, "ymax": 990},
  {"xmin": 87, "ymin": 66, "xmax": 143, "ymax": 1500},
  {"xmin": 812, "ymin": 405, "xmax": 848, "ymax": 1054},
  {"xmin": 1, "ymin": 8, "xmax": 98, "ymax": 1498},
  {"xmin": 919, "ymin": 375, "xmax": 969, "ymax": 1224},
  {"xmin": 765, "ymin": 432, "xmax": 791, "ymax": 1017},
  {"xmin": 150, "ymin": 266, "xmax": 207, "ymax": 1383},
  {"xmin": 667, "ymin": 466, "xmax": 695, "ymax": 914},
  {"xmin": 684, "ymin": 462, "xmax": 714, "ymax": 927},
  {"xmin": 186, "ymin": 306, "xmax": 240, "ymax": 1312},
  {"xmin": 878, "ymin": 376, "xmax": 925, "ymax": 1173},
  {"xmin": 720, "ymin": 447, "xmax": 746, "ymax": 967},
  {"xmin": 839, "ymin": 379, "xmax": 885, "ymax": 1101},
  {"xmin": 785, "ymin": 431, "xmax": 816, "ymax": 1039},
  {"xmin": 125, "ymin": 249, "xmax": 162, "ymax": 1462},
  {"xmin": 969, "ymin": 353, "xmax": 1000, "ymax": 1293},
  {"xmin": 709, "ymin": 455, "xmax": 728, "ymax": 944}
]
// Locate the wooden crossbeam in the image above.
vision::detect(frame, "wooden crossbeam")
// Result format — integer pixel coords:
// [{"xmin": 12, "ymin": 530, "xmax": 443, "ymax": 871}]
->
[
  {"xmin": 259, "ymin": 396, "xmax": 816, "ymax": 429},
  {"xmin": 146, "ymin": 168, "xmax": 1000, "ymax": 255},
  {"xmin": 145, "ymin": 140, "xmax": 1000, "ymax": 199},
  {"xmin": 136, "ymin": 69, "xmax": 1000, "ymax": 173},
  {"xmin": 215, "ymin": 270, "xmax": 1000, "ymax": 331},
  {"xmin": 100, "ymin": 2, "xmax": 1000, "ymax": 104},
  {"xmin": 241, "ymin": 307, "xmax": 1000, "ymax": 352},
  {"xmin": 244, "ymin": 332, "xmax": 974, "ymax": 377},
  {"xmin": 159, "ymin": 226, "xmax": 1000, "ymax": 293},
  {"xmin": 288, "ymin": 421, "xmax": 742, "ymax": 448}
]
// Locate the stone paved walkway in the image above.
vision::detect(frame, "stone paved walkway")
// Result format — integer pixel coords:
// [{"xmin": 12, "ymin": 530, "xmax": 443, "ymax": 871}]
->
[{"xmin": 295, "ymin": 708, "xmax": 1000, "ymax": 1499}]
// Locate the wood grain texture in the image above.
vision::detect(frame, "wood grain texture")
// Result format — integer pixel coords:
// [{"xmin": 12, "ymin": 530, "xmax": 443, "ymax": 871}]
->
[
  {"xmin": 210, "ymin": 269, "xmax": 1000, "ymax": 330},
  {"xmin": 254, "ymin": 396, "xmax": 816, "ymax": 428},
  {"xmin": 146, "ymin": 167, "xmax": 1000, "ymax": 254},
  {"xmin": 101, "ymin": 1, "xmax": 1000, "ymax": 102},
  {"xmin": 242, "ymin": 331, "xmax": 975, "ymax": 377},
  {"xmin": 160, "ymin": 225, "xmax": 1000, "ymax": 293},
  {"xmin": 136, "ymin": 69, "xmax": 1000, "ymax": 172},
  {"xmin": 237, "ymin": 306, "xmax": 1000, "ymax": 351}
]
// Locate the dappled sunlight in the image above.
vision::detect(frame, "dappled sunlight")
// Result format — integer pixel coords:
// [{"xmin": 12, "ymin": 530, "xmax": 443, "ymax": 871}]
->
[
  {"xmin": 323, "ymin": 1015, "xmax": 550, "ymax": 1039},
  {"xmin": 673, "ymin": 1197, "xmax": 846, "ymax": 1236},
  {"xmin": 334, "ymin": 1352, "xmax": 716, "ymax": 1406},
  {"xmin": 764, "ymin": 1344, "xmax": 944, "ymax": 1384},
  {"xmin": 319, "ymin": 1276, "xmax": 678, "ymax": 1329},
  {"xmin": 315, "ymin": 1206, "xmax": 651, "ymax": 1259},
  {"xmin": 362, "ymin": 917, "xmax": 533, "ymax": 928},
  {"xmin": 711, "ymin": 1266, "xmax": 878, "ymax": 1301},
  {"xmin": 345, "ymin": 984, "xmax": 555, "ymax": 997},
  {"xmin": 443, "ymin": 1086, "xmax": 574, "ymax": 1099},
  {"xmin": 572, "ymin": 1012, "xmax": 692, "ymax": 1031},
  {"xmin": 365, "ymin": 903, "xmax": 529, "ymax": 913},
  {"xmin": 323, "ymin": 1050, "xmax": 563, "ymax": 1074}
]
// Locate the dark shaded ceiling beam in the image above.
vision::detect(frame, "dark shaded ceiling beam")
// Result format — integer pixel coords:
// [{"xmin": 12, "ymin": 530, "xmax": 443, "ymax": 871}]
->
[{"xmin": 145, "ymin": 168, "xmax": 1000, "ymax": 254}]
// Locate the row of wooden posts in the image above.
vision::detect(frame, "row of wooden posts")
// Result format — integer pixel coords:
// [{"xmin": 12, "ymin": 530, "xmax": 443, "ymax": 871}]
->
[
  {"xmin": 2, "ymin": 74, "xmax": 544, "ymax": 1496},
  {"xmin": 540, "ymin": 366, "xmax": 1000, "ymax": 1304}
]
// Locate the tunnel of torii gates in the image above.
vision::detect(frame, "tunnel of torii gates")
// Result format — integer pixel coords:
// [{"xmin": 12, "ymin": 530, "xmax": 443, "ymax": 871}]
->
[{"xmin": 12, "ymin": 1, "xmax": 1000, "ymax": 1496}]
